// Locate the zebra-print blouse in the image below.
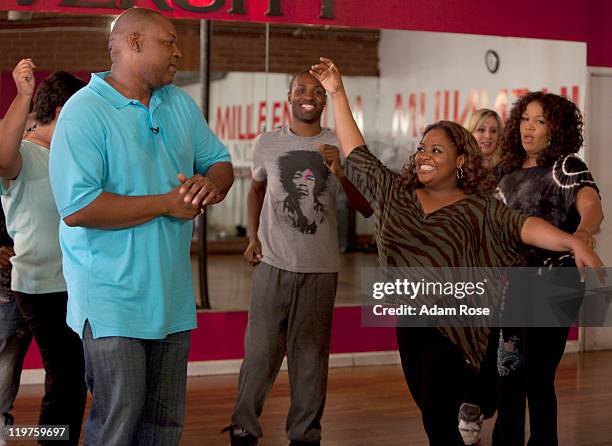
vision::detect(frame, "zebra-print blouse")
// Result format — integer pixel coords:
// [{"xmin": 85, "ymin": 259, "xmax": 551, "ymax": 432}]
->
[{"xmin": 346, "ymin": 145, "xmax": 529, "ymax": 369}]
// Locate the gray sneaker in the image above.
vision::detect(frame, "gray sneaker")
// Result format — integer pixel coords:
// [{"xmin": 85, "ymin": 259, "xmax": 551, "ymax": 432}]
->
[{"xmin": 458, "ymin": 403, "xmax": 483, "ymax": 445}]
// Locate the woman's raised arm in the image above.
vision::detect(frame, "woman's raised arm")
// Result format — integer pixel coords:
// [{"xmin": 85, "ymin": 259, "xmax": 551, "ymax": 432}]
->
[{"xmin": 310, "ymin": 57, "xmax": 365, "ymax": 157}]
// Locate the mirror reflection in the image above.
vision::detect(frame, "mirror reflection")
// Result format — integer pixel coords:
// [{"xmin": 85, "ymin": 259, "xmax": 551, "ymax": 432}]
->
[{"xmin": 0, "ymin": 12, "xmax": 586, "ymax": 311}]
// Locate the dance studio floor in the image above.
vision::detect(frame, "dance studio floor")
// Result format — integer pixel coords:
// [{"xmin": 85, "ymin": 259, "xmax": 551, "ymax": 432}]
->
[{"xmin": 8, "ymin": 350, "xmax": 612, "ymax": 445}]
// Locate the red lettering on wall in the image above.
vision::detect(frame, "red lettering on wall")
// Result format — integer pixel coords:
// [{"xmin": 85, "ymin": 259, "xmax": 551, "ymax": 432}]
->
[
  {"xmin": 282, "ymin": 101, "xmax": 291, "ymax": 127},
  {"xmin": 215, "ymin": 106, "xmax": 231, "ymax": 140},
  {"xmin": 272, "ymin": 101, "xmax": 281, "ymax": 128},
  {"xmin": 433, "ymin": 91, "xmax": 451, "ymax": 122},
  {"xmin": 232, "ymin": 105, "xmax": 238, "ymax": 140},
  {"xmin": 353, "ymin": 95, "xmax": 364, "ymax": 132},
  {"xmin": 454, "ymin": 89, "xmax": 479, "ymax": 125},
  {"xmin": 392, "ymin": 92, "xmax": 425, "ymax": 139},
  {"xmin": 237, "ymin": 105, "xmax": 246, "ymax": 140},
  {"xmin": 210, "ymin": 85, "xmax": 582, "ymax": 145},
  {"xmin": 444, "ymin": 91, "xmax": 450, "ymax": 121},
  {"xmin": 512, "ymin": 88, "xmax": 529, "ymax": 99},
  {"xmin": 245, "ymin": 103, "xmax": 256, "ymax": 139},
  {"xmin": 258, "ymin": 101, "xmax": 267, "ymax": 133},
  {"xmin": 571, "ymin": 85, "xmax": 579, "ymax": 105}
]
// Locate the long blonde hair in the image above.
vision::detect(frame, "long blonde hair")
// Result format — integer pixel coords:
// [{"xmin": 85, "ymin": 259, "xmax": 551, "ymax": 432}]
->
[{"xmin": 465, "ymin": 109, "xmax": 503, "ymax": 168}]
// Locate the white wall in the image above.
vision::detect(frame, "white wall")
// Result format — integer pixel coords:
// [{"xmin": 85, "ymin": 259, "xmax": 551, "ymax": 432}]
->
[
  {"xmin": 583, "ymin": 68, "xmax": 612, "ymax": 351},
  {"xmin": 355, "ymin": 30, "xmax": 588, "ymax": 235},
  {"xmin": 182, "ymin": 73, "xmax": 379, "ymax": 234},
  {"xmin": 180, "ymin": 32, "xmax": 589, "ymax": 236},
  {"xmin": 376, "ymin": 30, "xmax": 586, "ymax": 152}
]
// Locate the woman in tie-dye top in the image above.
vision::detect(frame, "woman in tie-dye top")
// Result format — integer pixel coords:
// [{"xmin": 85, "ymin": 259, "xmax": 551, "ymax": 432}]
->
[
  {"xmin": 309, "ymin": 58, "xmax": 603, "ymax": 446},
  {"xmin": 493, "ymin": 92, "xmax": 603, "ymax": 446}
]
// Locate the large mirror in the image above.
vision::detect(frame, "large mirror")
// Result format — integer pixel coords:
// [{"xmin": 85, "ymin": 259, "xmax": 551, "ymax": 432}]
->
[
  {"xmin": 183, "ymin": 21, "xmax": 383, "ymax": 310},
  {"xmin": 195, "ymin": 22, "xmax": 586, "ymax": 311},
  {"xmin": 0, "ymin": 12, "xmax": 586, "ymax": 315}
]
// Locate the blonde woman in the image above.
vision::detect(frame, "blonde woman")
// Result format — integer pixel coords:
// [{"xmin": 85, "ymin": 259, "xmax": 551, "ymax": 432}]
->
[{"xmin": 466, "ymin": 109, "xmax": 503, "ymax": 169}]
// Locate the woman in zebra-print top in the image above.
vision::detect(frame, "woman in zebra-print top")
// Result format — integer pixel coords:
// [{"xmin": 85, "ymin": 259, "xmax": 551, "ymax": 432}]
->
[{"xmin": 309, "ymin": 58, "xmax": 603, "ymax": 445}]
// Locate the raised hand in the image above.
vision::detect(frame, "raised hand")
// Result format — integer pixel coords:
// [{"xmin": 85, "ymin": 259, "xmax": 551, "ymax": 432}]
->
[
  {"xmin": 318, "ymin": 143, "xmax": 345, "ymax": 178},
  {"xmin": 12, "ymin": 58, "xmax": 36, "ymax": 98},
  {"xmin": 309, "ymin": 57, "xmax": 344, "ymax": 95}
]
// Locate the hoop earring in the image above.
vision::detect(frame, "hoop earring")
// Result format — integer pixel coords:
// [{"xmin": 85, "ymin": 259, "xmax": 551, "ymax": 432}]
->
[{"xmin": 456, "ymin": 166, "xmax": 464, "ymax": 180}]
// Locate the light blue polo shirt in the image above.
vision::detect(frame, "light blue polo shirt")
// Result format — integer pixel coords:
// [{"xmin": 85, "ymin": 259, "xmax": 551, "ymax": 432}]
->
[{"xmin": 49, "ymin": 72, "xmax": 231, "ymax": 340}]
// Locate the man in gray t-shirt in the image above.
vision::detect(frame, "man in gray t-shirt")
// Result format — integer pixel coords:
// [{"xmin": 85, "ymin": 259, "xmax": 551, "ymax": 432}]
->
[
  {"xmin": 226, "ymin": 71, "xmax": 372, "ymax": 446},
  {"xmin": 251, "ymin": 125, "xmax": 342, "ymax": 273}
]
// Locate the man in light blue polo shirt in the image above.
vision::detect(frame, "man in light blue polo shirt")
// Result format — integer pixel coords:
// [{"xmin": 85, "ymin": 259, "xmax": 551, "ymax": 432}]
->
[{"xmin": 49, "ymin": 8, "xmax": 233, "ymax": 445}]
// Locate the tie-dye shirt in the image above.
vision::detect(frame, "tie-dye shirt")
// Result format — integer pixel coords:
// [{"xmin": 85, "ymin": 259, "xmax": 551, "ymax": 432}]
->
[{"xmin": 496, "ymin": 154, "xmax": 599, "ymax": 266}]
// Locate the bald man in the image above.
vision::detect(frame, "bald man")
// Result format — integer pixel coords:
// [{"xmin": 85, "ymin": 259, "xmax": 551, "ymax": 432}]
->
[{"xmin": 49, "ymin": 8, "xmax": 233, "ymax": 445}]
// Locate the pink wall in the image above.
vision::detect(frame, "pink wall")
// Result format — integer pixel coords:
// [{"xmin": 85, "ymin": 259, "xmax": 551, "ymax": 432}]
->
[
  {"xmin": 3, "ymin": 0, "xmax": 612, "ymax": 67},
  {"xmin": 23, "ymin": 307, "xmax": 400, "ymax": 368},
  {"xmin": 0, "ymin": 71, "xmax": 91, "ymax": 117},
  {"xmin": 23, "ymin": 307, "xmax": 578, "ymax": 369},
  {"xmin": 329, "ymin": 0, "xmax": 611, "ymax": 67},
  {"xmin": 4, "ymin": 0, "xmax": 589, "ymax": 368}
]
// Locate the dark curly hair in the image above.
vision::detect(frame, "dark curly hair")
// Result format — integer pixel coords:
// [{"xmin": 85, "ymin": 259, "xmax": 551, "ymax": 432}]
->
[
  {"xmin": 401, "ymin": 120, "xmax": 496, "ymax": 195},
  {"xmin": 33, "ymin": 71, "xmax": 86, "ymax": 124},
  {"xmin": 502, "ymin": 91, "xmax": 584, "ymax": 173}
]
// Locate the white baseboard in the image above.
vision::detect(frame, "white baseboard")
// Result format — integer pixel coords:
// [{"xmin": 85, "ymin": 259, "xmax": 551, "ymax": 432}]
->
[
  {"xmin": 187, "ymin": 350, "xmax": 401, "ymax": 377},
  {"xmin": 19, "ymin": 351, "xmax": 402, "ymax": 384},
  {"xmin": 564, "ymin": 339, "xmax": 580, "ymax": 354},
  {"xmin": 19, "ymin": 343, "xmax": 582, "ymax": 385},
  {"xmin": 20, "ymin": 369, "xmax": 45, "ymax": 385}
]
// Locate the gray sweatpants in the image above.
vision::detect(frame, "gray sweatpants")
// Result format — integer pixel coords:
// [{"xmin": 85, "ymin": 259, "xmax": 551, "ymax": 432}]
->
[{"xmin": 231, "ymin": 262, "xmax": 338, "ymax": 443}]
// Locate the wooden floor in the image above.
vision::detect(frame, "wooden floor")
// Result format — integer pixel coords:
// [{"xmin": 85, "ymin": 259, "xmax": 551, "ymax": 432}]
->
[{"xmin": 7, "ymin": 350, "xmax": 612, "ymax": 445}]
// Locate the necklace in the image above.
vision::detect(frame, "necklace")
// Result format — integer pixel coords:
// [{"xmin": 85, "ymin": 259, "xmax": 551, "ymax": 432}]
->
[{"xmin": 24, "ymin": 131, "xmax": 50, "ymax": 149}]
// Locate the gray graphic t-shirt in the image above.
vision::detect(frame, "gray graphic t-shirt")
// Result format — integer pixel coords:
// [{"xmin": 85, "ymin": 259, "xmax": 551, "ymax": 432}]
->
[{"xmin": 252, "ymin": 126, "xmax": 341, "ymax": 273}]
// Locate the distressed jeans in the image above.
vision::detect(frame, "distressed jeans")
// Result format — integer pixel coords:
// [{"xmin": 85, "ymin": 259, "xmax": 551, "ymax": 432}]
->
[{"xmin": 0, "ymin": 294, "xmax": 32, "ymax": 445}]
